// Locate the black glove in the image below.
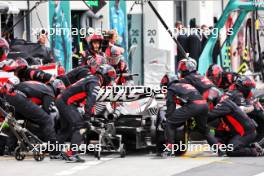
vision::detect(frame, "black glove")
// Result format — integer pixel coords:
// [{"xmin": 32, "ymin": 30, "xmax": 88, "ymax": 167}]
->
[
  {"xmin": 83, "ymin": 113, "xmax": 91, "ymax": 121},
  {"xmin": 83, "ymin": 120, "xmax": 92, "ymax": 131}
]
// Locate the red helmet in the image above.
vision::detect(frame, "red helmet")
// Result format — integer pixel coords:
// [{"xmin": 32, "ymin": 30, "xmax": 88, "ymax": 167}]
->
[
  {"xmin": 87, "ymin": 34, "xmax": 104, "ymax": 53},
  {"xmin": 89, "ymin": 34, "xmax": 104, "ymax": 41},
  {"xmin": 206, "ymin": 64, "xmax": 223, "ymax": 87},
  {"xmin": 177, "ymin": 58, "xmax": 197, "ymax": 77},
  {"xmin": 0, "ymin": 38, "xmax": 9, "ymax": 61},
  {"xmin": 106, "ymin": 46, "xmax": 123, "ymax": 66}
]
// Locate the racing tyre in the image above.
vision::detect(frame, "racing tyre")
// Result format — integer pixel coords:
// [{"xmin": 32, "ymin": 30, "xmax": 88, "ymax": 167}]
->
[
  {"xmin": 33, "ymin": 151, "xmax": 45, "ymax": 161},
  {"xmin": 14, "ymin": 146, "xmax": 26, "ymax": 161}
]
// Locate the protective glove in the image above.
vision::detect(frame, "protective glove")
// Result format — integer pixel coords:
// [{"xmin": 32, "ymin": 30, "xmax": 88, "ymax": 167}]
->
[{"xmin": 48, "ymin": 102, "xmax": 56, "ymax": 112}]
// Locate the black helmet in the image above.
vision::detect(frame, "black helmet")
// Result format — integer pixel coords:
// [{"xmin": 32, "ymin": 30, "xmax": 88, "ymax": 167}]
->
[
  {"xmin": 206, "ymin": 87, "xmax": 223, "ymax": 106},
  {"xmin": 206, "ymin": 64, "xmax": 223, "ymax": 87},
  {"xmin": 49, "ymin": 79, "xmax": 66, "ymax": 96},
  {"xmin": 96, "ymin": 64, "xmax": 117, "ymax": 86},
  {"xmin": 235, "ymin": 76, "xmax": 256, "ymax": 96},
  {"xmin": 160, "ymin": 73, "xmax": 179, "ymax": 88}
]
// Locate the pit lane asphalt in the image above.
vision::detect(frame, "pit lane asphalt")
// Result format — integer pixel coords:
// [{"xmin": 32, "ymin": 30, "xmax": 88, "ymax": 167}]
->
[{"xmin": 0, "ymin": 145, "xmax": 264, "ymax": 176}]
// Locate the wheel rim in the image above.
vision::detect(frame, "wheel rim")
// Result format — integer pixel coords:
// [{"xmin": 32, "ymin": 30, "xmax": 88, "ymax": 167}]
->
[{"xmin": 15, "ymin": 147, "xmax": 25, "ymax": 161}]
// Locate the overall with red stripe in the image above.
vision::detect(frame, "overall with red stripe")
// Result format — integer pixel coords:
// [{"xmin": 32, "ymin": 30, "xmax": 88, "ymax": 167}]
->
[
  {"xmin": 55, "ymin": 75, "xmax": 101, "ymax": 154},
  {"xmin": 58, "ymin": 75, "xmax": 100, "ymax": 109},
  {"xmin": 179, "ymin": 72, "xmax": 217, "ymax": 102},
  {"xmin": 165, "ymin": 82, "xmax": 219, "ymax": 147},
  {"xmin": 57, "ymin": 65, "xmax": 91, "ymax": 87},
  {"xmin": 207, "ymin": 93, "xmax": 259, "ymax": 156},
  {"xmin": 2, "ymin": 81, "xmax": 57, "ymax": 149},
  {"xmin": 227, "ymin": 85, "xmax": 264, "ymax": 143},
  {"xmin": 208, "ymin": 93, "xmax": 255, "ymax": 136},
  {"xmin": 0, "ymin": 56, "xmax": 54, "ymax": 83},
  {"xmin": 14, "ymin": 81, "xmax": 55, "ymax": 111},
  {"xmin": 81, "ymin": 49, "xmax": 106, "ymax": 70}
]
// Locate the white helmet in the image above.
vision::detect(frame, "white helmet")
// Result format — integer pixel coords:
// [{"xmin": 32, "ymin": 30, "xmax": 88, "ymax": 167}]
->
[{"xmin": 177, "ymin": 57, "xmax": 197, "ymax": 76}]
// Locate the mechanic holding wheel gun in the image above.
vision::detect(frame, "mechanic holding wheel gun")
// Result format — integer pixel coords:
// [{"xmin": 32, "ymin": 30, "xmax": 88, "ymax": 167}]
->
[
  {"xmin": 206, "ymin": 65, "xmax": 264, "ymax": 146},
  {"xmin": 207, "ymin": 89, "xmax": 264, "ymax": 157},
  {"xmin": 55, "ymin": 64, "xmax": 116, "ymax": 163}
]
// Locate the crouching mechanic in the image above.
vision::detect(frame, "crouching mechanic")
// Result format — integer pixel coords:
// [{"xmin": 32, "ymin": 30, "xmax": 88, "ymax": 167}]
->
[
  {"xmin": 226, "ymin": 76, "xmax": 264, "ymax": 144},
  {"xmin": 0, "ymin": 77, "xmax": 65, "ymax": 158},
  {"xmin": 56, "ymin": 64, "xmax": 116, "ymax": 162},
  {"xmin": 207, "ymin": 91, "xmax": 264, "ymax": 156},
  {"xmin": 161, "ymin": 73, "xmax": 219, "ymax": 155},
  {"xmin": 207, "ymin": 65, "xmax": 264, "ymax": 143},
  {"xmin": 177, "ymin": 58, "xmax": 219, "ymax": 104}
]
